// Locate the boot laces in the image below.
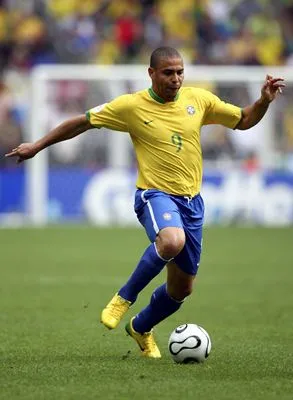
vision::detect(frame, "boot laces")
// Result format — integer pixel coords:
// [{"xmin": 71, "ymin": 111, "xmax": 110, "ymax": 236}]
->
[{"xmin": 108, "ymin": 298, "xmax": 129, "ymax": 319}]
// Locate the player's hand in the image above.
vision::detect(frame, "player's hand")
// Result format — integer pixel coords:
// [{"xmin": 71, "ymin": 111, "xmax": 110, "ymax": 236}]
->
[
  {"xmin": 5, "ymin": 143, "xmax": 39, "ymax": 163},
  {"xmin": 261, "ymin": 75, "xmax": 285, "ymax": 103}
]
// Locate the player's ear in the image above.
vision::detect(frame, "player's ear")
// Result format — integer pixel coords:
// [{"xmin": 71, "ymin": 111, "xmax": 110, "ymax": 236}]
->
[{"xmin": 148, "ymin": 67, "xmax": 154, "ymax": 79}]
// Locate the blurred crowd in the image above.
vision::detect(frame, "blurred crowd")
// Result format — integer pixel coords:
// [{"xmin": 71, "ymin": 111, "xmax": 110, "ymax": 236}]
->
[
  {"xmin": 0, "ymin": 0, "xmax": 293, "ymax": 169},
  {"xmin": 1, "ymin": 0, "xmax": 293, "ymax": 69}
]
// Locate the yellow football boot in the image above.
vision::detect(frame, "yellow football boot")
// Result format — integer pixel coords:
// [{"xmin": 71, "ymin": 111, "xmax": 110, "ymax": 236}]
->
[
  {"xmin": 125, "ymin": 317, "xmax": 161, "ymax": 358},
  {"xmin": 101, "ymin": 293, "xmax": 131, "ymax": 329}
]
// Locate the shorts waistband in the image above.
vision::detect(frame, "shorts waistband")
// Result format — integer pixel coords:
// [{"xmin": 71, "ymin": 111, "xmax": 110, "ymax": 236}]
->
[
  {"xmin": 137, "ymin": 188, "xmax": 200, "ymax": 201},
  {"xmin": 170, "ymin": 192, "xmax": 200, "ymax": 200}
]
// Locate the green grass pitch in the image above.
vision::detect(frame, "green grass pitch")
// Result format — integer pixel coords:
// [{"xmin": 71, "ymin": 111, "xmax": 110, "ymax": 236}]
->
[{"xmin": 0, "ymin": 226, "xmax": 292, "ymax": 400}]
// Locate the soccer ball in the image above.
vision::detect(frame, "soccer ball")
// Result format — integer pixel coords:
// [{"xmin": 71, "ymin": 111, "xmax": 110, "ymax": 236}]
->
[{"xmin": 168, "ymin": 323, "xmax": 212, "ymax": 363}]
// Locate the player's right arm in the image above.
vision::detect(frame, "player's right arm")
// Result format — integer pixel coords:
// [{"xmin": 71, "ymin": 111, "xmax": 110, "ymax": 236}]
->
[
  {"xmin": 5, "ymin": 115, "xmax": 91, "ymax": 163},
  {"xmin": 6, "ymin": 94, "xmax": 132, "ymax": 163}
]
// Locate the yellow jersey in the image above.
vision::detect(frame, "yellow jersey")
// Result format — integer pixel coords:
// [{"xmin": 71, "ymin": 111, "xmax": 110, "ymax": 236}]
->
[{"xmin": 86, "ymin": 87, "xmax": 242, "ymax": 196}]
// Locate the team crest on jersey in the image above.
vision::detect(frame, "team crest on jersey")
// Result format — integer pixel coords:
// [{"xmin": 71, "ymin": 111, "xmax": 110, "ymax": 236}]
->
[
  {"xmin": 163, "ymin": 212, "xmax": 172, "ymax": 221},
  {"xmin": 186, "ymin": 105, "xmax": 195, "ymax": 115}
]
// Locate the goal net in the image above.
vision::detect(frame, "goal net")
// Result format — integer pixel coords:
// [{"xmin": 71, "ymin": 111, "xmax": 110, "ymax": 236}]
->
[{"xmin": 23, "ymin": 65, "xmax": 293, "ymax": 226}]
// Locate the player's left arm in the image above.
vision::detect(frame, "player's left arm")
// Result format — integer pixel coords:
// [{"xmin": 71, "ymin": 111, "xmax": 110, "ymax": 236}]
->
[{"xmin": 236, "ymin": 75, "xmax": 285, "ymax": 130}]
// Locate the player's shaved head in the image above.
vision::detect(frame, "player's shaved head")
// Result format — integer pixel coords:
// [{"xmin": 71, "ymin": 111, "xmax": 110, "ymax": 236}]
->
[
  {"xmin": 148, "ymin": 47, "xmax": 184, "ymax": 102},
  {"xmin": 150, "ymin": 47, "xmax": 182, "ymax": 68}
]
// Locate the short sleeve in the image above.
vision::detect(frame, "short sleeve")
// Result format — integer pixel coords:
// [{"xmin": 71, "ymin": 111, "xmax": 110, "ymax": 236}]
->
[
  {"xmin": 85, "ymin": 94, "xmax": 132, "ymax": 132},
  {"xmin": 203, "ymin": 92, "xmax": 242, "ymax": 129}
]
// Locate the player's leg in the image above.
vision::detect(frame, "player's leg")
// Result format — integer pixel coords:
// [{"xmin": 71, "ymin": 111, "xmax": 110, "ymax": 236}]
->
[
  {"xmin": 119, "ymin": 226, "xmax": 185, "ymax": 302},
  {"xmin": 126, "ymin": 194, "xmax": 204, "ymax": 358},
  {"xmin": 129, "ymin": 261, "xmax": 194, "ymax": 334},
  {"xmin": 101, "ymin": 190, "xmax": 184, "ymax": 330},
  {"xmin": 166, "ymin": 260, "xmax": 196, "ymax": 301},
  {"xmin": 101, "ymin": 227, "xmax": 184, "ymax": 330},
  {"xmin": 125, "ymin": 261, "xmax": 194, "ymax": 358}
]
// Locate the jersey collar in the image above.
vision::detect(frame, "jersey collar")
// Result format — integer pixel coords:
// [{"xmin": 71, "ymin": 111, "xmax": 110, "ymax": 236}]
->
[{"xmin": 148, "ymin": 87, "xmax": 179, "ymax": 104}]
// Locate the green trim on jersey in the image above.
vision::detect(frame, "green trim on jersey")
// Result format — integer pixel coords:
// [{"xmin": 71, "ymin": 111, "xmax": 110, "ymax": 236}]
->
[
  {"xmin": 148, "ymin": 87, "xmax": 179, "ymax": 104},
  {"xmin": 86, "ymin": 110, "xmax": 102, "ymax": 128}
]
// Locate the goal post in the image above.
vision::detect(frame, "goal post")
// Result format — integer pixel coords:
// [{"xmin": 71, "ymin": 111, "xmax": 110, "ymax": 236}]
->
[{"xmin": 27, "ymin": 65, "xmax": 293, "ymax": 226}]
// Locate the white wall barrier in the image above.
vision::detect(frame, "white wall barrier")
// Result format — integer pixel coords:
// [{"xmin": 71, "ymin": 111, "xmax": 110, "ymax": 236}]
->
[{"xmin": 82, "ymin": 169, "xmax": 293, "ymax": 226}]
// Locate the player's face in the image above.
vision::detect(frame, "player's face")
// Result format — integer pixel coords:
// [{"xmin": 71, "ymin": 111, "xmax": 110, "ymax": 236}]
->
[{"xmin": 148, "ymin": 57, "xmax": 184, "ymax": 102}]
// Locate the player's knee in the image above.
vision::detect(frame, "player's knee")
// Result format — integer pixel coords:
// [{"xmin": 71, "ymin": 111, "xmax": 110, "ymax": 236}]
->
[
  {"xmin": 162, "ymin": 239, "xmax": 184, "ymax": 257},
  {"xmin": 157, "ymin": 228, "xmax": 185, "ymax": 259}
]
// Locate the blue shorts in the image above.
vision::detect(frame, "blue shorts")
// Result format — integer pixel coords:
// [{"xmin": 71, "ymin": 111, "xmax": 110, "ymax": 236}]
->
[{"xmin": 134, "ymin": 189, "xmax": 204, "ymax": 276}]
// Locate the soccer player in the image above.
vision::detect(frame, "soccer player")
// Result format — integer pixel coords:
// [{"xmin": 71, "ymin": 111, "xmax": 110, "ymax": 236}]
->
[{"xmin": 6, "ymin": 47, "xmax": 285, "ymax": 359}]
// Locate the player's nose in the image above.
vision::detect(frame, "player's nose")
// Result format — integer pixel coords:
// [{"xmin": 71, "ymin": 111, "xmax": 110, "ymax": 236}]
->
[{"xmin": 172, "ymin": 74, "xmax": 180, "ymax": 84}]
